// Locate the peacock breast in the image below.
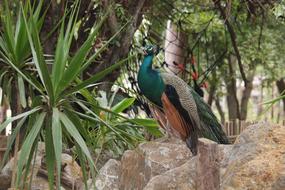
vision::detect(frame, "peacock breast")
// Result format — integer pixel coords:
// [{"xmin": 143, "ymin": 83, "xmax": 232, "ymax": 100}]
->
[{"xmin": 138, "ymin": 70, "xmax": 165, "ymax": 107}]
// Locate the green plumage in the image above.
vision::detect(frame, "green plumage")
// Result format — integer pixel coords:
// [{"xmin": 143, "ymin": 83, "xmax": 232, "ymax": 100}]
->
[
  {"xmin": 138, "ymin": 55, "xmax": 165, "ymax": 107},
  {"xmin": 190, "ymin": 87, "xmax": 229, "ymax": 143},
  {"xmin": 138, "ymin": 45, "xmax": 229, "ymax": 154}
]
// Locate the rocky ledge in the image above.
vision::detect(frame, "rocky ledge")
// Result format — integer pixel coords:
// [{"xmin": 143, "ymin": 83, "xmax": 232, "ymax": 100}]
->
[{"xmin": 95, "ymin": 122, "xmax": 285, "ymax": 190}]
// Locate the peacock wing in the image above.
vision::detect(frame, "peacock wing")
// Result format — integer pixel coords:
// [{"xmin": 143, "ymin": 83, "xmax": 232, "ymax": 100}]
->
[
  {"xmin": 160, "ymin": 73, "xmax": 201, "ymax": 131},
  {"xmin": 149, "ymin": 105, "xmax": 180, "ymax": 138},
  {"xmin": 161, "ymin": 93, "xmax": 190, "ymax": 140},
  {"xmin": 160, "ymin": 73, "xmax": 202, "ymax": 154},
  {"xmin": 161, "ymin": 92, "xmax": 198, "ymax": 154}
]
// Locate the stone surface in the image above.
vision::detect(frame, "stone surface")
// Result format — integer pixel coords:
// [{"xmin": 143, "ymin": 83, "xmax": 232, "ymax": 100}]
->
[
  {"xmin": 218, "ymin": 144, "xmax": 234, "ymax": 178},
  {"xmin": 97, "ymin": 122, "xmax": 285, "ymax": 190},
  {"xmin": 8, "ymin": 122, "xmax": 278, "ymax": 190},
  {"xmin": 119, "ymin": 150, "xmax": 151, "ymax": 190},
  {"xmin": 221, "ymin": 123, "xmax": 285, "ymax": 190},
  {"xmin": 118, "ymin": 140, "xmax": 192, "ymax": 190},
  {"xmin": 0, "ymin": 142, "xmax": 83, "ymax": 190},
  {"xmin": 30, "ymin": 149, "xmax": 81, "ymax": 190},
  {"xmin": 139, "ymin": 140, "xmax": 192, "ymax": 178},
  {"xmin": 0, "ymin": 142, "xmax": 46, "ymax": 190},
  {"xmin": 31, "ymin": 176, "xmax": 50, "ymax": 190},
  {"xmin": 197, "ymin": 138, "xmax": 219, "ymax": 190},
  {"xmin": 95, "ymin": 159, "xmax": 121, "ymax": 190},
  {"xmin": 61, "ymin": 153, "xmax": 83, "ymax": 181},
  {"xmin": 143, "ymin": 157, "xmax": 196, "ymax": 190},
  {"xmin": 0, "ymin": 173, "xmax": 11, "ymax": 190}
]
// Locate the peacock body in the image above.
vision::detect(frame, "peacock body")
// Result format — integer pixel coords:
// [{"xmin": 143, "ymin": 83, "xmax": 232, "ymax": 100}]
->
[{"xmin": 137, "ymin": 45, "xmax": 229, "ymax": 155}]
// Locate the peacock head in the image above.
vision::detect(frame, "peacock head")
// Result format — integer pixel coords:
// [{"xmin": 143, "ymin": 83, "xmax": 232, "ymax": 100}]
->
[{"xmin": 143, "ymin": 45, "xmax": 159, "ymax": 56}]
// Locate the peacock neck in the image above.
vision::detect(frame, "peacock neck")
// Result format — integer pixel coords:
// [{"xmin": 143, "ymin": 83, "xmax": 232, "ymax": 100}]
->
[
  {"xmin": 139, "ymin": 55, "xmax": 154, "ymax": 72},
  {"xmin": 138, "ymin": 55, "xmax": 165, "ymax": 107}
]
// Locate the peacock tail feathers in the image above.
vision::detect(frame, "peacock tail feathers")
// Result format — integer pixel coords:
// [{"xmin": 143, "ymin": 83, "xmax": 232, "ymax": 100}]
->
[{"xmin": 190, "ymin": 88, "xmax": 229, "ymax": 144}]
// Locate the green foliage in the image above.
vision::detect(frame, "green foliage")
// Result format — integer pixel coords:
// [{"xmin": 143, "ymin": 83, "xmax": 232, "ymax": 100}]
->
[
  {"xmin": 74, "ymin": 90, "xmax": 161, "ymax": 160},
  {"xmin": 140, "ymin": 0, "xmax": 285, "ymax": 121},
  {"xmin": 0, "ymin": 0, "xmax": 156, "ymax": 189},
  {"xmin": 0, "ymin": 0, "xmax": 45, "ymax": 107}
]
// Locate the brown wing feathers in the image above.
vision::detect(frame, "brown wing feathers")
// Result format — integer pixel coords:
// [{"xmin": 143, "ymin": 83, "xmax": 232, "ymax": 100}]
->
[
  {"xmin": 161, "ymin": 93, "xmax": 190, "ymax": 141},
  {"xmin": 161, "ymin": 84, "xmax": 199, "ymax": 155},
  {"xmin": 150, "ymin": 105, "xmax": 181, "ymax": 138}
]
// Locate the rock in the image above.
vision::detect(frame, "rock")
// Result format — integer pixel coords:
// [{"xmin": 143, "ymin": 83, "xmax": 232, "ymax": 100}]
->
[
  {"xmin": 1, "ymin": 142, "xmax": 85, "ymax": 190},
  {"xmin": 1, "ymin": 142, "xmax": 45, "ymax": 178},
  {"xmin": 91, "ymin": 149, "xmax": 121, "ymax": 170},
  {"xmin": 119, "ymin": 150, "xmax": 151, "ymax": 190},
  {"xmin": 0, "ymin": 142, "xmax": 46, "ymax": 190},
  {"xmin": 31, "ymin": 152, "xmax": 81, "ymax": 190},
  {"xmin": 139, "ymin": 141, "xmax": 192, "ymax": 177},
  {"xmin": 272, "ymin": 170, "xmax": 285, "ymax": 190},
  {"xmin": 0, "ymin": 173, "xmax": 11, "ymax": 190},
  {"xmin": 218, "ymin": 144, "xmax": 234, "ymax": 178},
  {"xmin": 197, "ymin": 138, "xmax": 219, "ymax": 190},
  {"xmin": 30, "ymin": 143, "xmax": 48, "ymax": 190},
  {"xmin": 61, "ymin": 153, "xmax": 83, "ymax": 181},
  {"xmin": 118, "ymin": 139, "xmax": 191, "ymax": 190},
  {"xmin": 221, "ymin": 123, "xmax": 285, "ymax": 190},
  {"xmin": 143, "ymin": 157, "xmax": 196, "ymax": 190},
  {"xmin": 30, "ymin": 176, "xmax": 50, "ymax": 190},
  {"xmin": 95, "ymin": 122, "xmax": 285, "ymax": 190},
  {"xmin": 95, "ymin": 159, "xmax": 121, "ymax": 190}
]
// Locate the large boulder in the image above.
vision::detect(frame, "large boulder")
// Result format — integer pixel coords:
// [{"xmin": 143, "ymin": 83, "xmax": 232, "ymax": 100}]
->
[
  {"xmin": 119, "ymin": 150, "xmax": 151, "ymax": 190},
  {"xmin": 118, "ymin": 139, "xmax": 192, "ymax": 190},
  {"xmin": 139, "ymin": 140, "xmax": 192, "ymax": 178},
  {"xmin": 221, "ymin": 123, "xmax": 285, "ymax": 190},
  {"xmin": 143, "ymin": 157, "xmax": 196, "ymax": 190}
]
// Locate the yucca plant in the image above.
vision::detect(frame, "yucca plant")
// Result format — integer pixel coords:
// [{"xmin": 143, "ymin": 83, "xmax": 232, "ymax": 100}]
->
[
  {"xmin": 0, "ymin": 0, "xmax": 132, "ymax": 189},
  {"xmin": 0, "ymin": 0, "xmax": 45, "ymax": 110},
  {"xmin": 75, "ymin": 89, "xmax": 162, "ymax": 162}
]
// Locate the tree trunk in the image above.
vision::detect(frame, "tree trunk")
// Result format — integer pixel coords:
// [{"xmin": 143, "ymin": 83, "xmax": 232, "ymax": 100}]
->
[
  {"xmin": 207, "ymin": 69, "xmax": 218, "ymax": 106},
  {"xmin": 89, "ymin": 0, "xmax": 151, "ymax": 92},
  {"xmin": 225, "ymin": 55, "xmax": 240, "ymax": 120},
  {"xmin": 0, "ymin": 89, "xmax": 8, "ymax": 131},
  {"xmin": 207, "ymin": 84, "xmax": 216, "ymax": 107},
  {"xmin": 271, "ymin": 85, "xmax": 275, "ymax": 120},
  {"xmin": 257, "ymin": 80, "xmax": 264, "ymax": 117},
  {"xmin": 215, "ymin": 97, "xmax": 225, "ymax": 124},
  {"xmin": 10, "ymin": 80, "xmax": 22, "ymax": 188},
  {"xmin": 240, "ymin": 69, "xmax": 255, "ymax": 120},
  {"xmin": 41, "ymin": 1, "xmax": 64, "ymax": 55},
  {"xmin": 276, "ymin": 78, "xmax": 285, "ymax": 114}
]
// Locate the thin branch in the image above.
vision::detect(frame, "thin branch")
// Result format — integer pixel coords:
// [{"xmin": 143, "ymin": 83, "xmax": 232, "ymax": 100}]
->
[
  {"xmin": 199, "ymin": 49, "xmax": 227, "ymax": 85},
  {"xmin": 258, "ymin": 13, "xmax": 265, "ymax": 50},
  {"xmin": 213, "ymin": 0, "xmax": 248, "ymax": 86},
  {"xmin": 191, "ymin": 17, "xmax": 214, "ymax": 52}
]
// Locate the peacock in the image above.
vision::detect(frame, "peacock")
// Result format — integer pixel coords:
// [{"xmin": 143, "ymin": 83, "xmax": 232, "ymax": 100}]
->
[{"xmin": 137, "ymin": 45, "xmax": 229, "ymax": 155}]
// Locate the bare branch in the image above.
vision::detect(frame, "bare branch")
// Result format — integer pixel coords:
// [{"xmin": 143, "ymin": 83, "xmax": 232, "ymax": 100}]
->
[
  {"xmin": 258, "ymin": 13, "xmax": 265, "ymax": 50},
  {"xmin": 213, "ymin": 0, "xmax": 249, "ymax": 86}
]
